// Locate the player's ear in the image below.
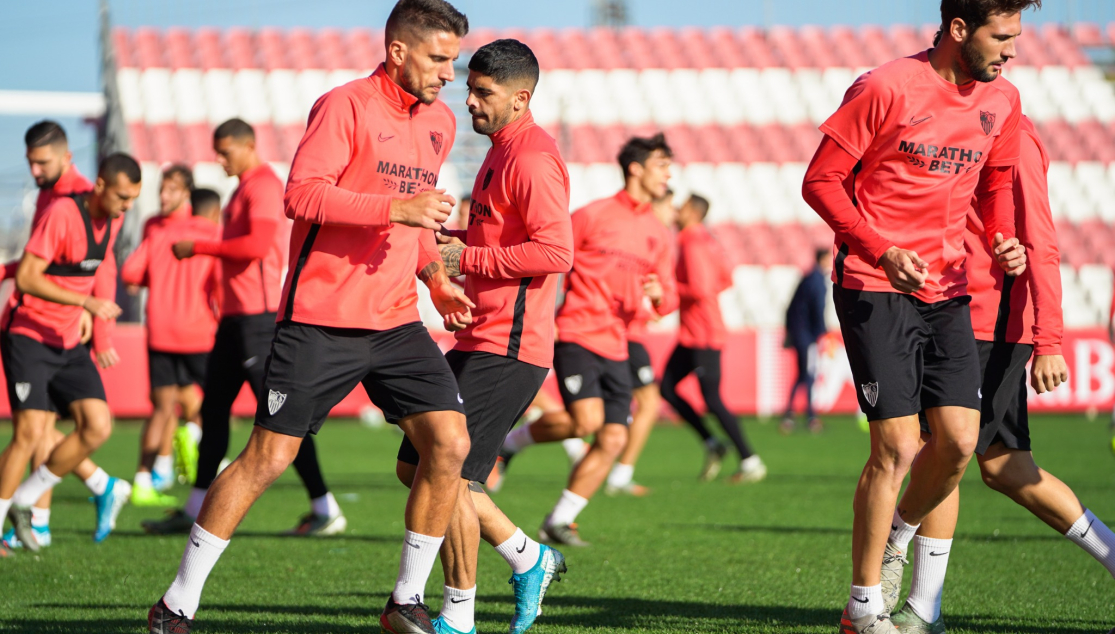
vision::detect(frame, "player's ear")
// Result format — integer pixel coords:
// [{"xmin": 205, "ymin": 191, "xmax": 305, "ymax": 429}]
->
[
  {"xmin": 515, "ymin": 88, "xmax": 531, "ymax": 111},
  {"xmin": 387, "ymin": 39, "xmax": 408, "ymax": 67},
  {"xmin": 949, "ymin": 17, "xmax": 967, "ymax": 43},
  {"xmin": 94, "ymin": 176, "xmax": 106, "ymax": 196}
]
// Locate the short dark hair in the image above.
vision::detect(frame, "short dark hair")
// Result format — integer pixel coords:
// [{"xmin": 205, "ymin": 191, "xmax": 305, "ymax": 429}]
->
[
  {"xmin": 213, "ymin": 118, "xmax": 255, "ymax": 143},
  {"xmin": 385, "ymin": 0, "xmax": 468, "ymax": 45},
  {"xmin": 469, "ymin": 39, "xmax": 539, "ymax": 91},
  {"xmin": 687, "ymin": 194, "xmax": 710, "ymax": 220},
  {"xmin": 162, "ymin": 163, "xmax": 194, "ymax": 191},
  {"xmin": 618, "ymin": 133, "xmax": 672, "ymax": 179},
  {"xmin": 25, "ymin": 120, "xmax": 68, "ymax": 149},
  {"xmin": 939, "ymin": 0, "xmax": 1041, "ymax": 40},
  {"xmin": 191, "ymin": 188, "xmax": 222, "ymax": 215},
  {"xmin": 98, "ymin": 152, "xmax": 141, "ymax": 184}
]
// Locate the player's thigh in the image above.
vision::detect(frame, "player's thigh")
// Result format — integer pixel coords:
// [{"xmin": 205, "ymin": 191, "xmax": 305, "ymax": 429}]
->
[
  {"xmin": 660, "ymin": 345, "xmax": 697, "ymax": 387},
  {"xmin": 599, "ymin": 355, "xmax": 634, "ymax": 425},
  {"xmin": 49, "ymin": 345, "xmax": 107, "ymax": 416},
  {"xmin": 692, "ymin": 348, "xmax": 724, "ymax": 391},
  {"xmin": 183, "ymin": 353, "xmax": 209, "ymax": 390},
  {"xmin": 2, "ymin": 333, "xmax": 65, "ymax": 415},
  {"xmin": 362, "ymin": 322, "xmax": 464, "ymax": 426},
  {"xmin": 147, "ymin": 351, "xmax": 180, "ymax": 392},
  {"xmin": 202, "ymin": 327, "xmax": 248, "ymax": 408},
  {"xmin": 554, "ymin": 342, "xmax": 605, "ymax": 407},
  {"xmin": 920, "ymin": 297, "xmax": 982, "ymax": 412}
]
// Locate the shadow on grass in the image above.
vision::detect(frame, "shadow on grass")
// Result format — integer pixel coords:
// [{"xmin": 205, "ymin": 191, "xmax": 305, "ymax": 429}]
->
[
  {"xmin": 49, "ymin": 528, "xmax": 398, "ymax": 543},
  {"xmin": 680, "ymin": 523, "xmax": 1068, "ymax": 544}
]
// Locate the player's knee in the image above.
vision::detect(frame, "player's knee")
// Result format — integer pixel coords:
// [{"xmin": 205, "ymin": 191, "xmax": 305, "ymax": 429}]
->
[
  {"xmin": 871, "ymin": 437, "xmax": 919, "ymax": 479},
  {"xmin": 78, "ymin": 414, "xmax": 113, "ymax": 449},
  {"xmin": 936, "ymin": 430, "xmax": 978, "ymax": 465},
  {"xmin": 571, "ymin": 417, "xmax": 603, "ymax": 438},
  {"xmin": 396, "ymin": 461, "xmax": 417, "ymax": 488},
  {"xmin": 11, "ymin": 420, "xmax": 47, "ymax": 448},
  {"xmin": 429, "ymin": 421, "xmax": 470, "ymax": 467},
  {"xmin": 595, "ymin": 425, "xmax": 627, "ymax": 457}
]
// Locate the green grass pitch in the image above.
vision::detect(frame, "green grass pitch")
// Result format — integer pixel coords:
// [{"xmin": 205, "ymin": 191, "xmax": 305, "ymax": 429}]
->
[{"xmin": 1, "ymin": 415, "xmax": 1112, "ymax": 633}]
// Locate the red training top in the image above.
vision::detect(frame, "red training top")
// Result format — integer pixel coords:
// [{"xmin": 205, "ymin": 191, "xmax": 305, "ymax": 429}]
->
[
  {"xmin": 967, "ymin": 115, "xmax": 1062, "ymax": 355},
  {"xmin": 452, "ymin": 111, "xmax": 573, "ymax": 368},
  {"xmin": 142, "ymin": 203, "xmax": 192, "ymax": 240},
  {"xmin": 556, "ymin": 190, "xmax": 679, "ymax": 361},
  {"xmin": 3, "ymin": 196, "xmax": 121, "ymax": 349},
  {"xmin": 676, "ymin": 223, "xmax": 733, "ymax": 350},
  {"xmin": 4, "ymin": 166, "xmax": 96, "ymax": 281},
  {"xmin": 193, "ymin": 164, "xmax": 289, "ymax": 317},
  {"xmin": 280, "ymin": 64, "xmax": 454, "ymax": 330},
  {"xmin": 805, "ymin": 50, "xmax": 1022, "ymax": 303},
  {"xmin": 121, "ymin": 215, "xmax": 221, "ymax": 354}
]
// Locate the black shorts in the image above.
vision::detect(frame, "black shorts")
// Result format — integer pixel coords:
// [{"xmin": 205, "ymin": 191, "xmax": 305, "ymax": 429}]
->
[
  {"xmin": 255, "ymin": 321, "xmax": 464, "ymax": 437},
  {"xmin": 1, "ymin": 333, "xmax": 105, "ymax": 414},
  {"xmin": 149, "ymin": 351, "xmax": 208, "ymax": 389},
  {"xmin": 553, "ymin": 341, "xmax": 632, "ymax": 425},
  {"xmin": 920, "ymin": 341, "xmax": 1033, "ymax": 454},
  {"xmin": 397, "ymin": 350, "xmax": 548, "ymax": 483},
  {"xmin": 627, "ymin": 341, "xmax": 656, "ymax": 388},
  {"xmin": 833, "ymin": 286, "xmax": 982, "ymax": 420}
]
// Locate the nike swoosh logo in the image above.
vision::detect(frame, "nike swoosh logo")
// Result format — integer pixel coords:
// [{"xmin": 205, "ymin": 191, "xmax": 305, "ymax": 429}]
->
[
  {"xmin": 1082, "ymin": 519, "xmax": 1095, "ymax": 539},
  {"xmin": 191, "ymin": 538, "xmax": 200, "ymax": 547},
  {"xmin": 378, "ymin": 133, "xmax": 395, "ymax": 142},
  {"xmin": 852, "ymin": 596, "xmax": 869, "ymax": 604},
  {"xmin": 910, "ymin": 115, "xmax": 933, "ymax": 126},
  {"xmin": 449, "ymin": 597, "xmax": 471, "ymax": 604},
  {"xmin": 516, "ymin": 537, "xmax": 527, "ymax": 554},
  {"xmin": 929, "ymin": 551, "xmax": 949, "ymax": 557},
  {"xmin": 405, "ymin": 540, "xmax": 420, "ymax": 550},
  {"xmin": 891, "ymin": 525, "xmax": 898, "ymax": 532}
]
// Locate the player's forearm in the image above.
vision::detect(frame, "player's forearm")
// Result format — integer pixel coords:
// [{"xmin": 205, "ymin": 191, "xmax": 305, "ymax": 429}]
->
[
  {"xmin": 194, "ymin": 219, "xmax": 279, "ymax": 261},
  {"xmin": 285, "ymin": 182, "xmax": 392, "ymax": 227},
  {"xmin": 976, "ymin": 166, "xmax": 1016, "ymax": 244},
  {"xmin": 15, "ymin": 271, "xmax": 88, "ymax": 307},
  {"xmin": 460, "ymin": 241, "xmax": 573, "ymax": 279}
]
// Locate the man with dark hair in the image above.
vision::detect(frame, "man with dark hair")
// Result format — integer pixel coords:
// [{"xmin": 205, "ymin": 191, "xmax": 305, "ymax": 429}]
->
[
  {"xmin": 659, "ymin": 194, "xmax": 763, "ymax": 483},
  {"xmin": 394, "ymin": 38, "xmax": 571, "ymax": 634},
  {"xmin": 802, "ymin": 1, "xmax": 1037, "ymax": 631},
  {"xmin": 497, "ymin": 133, "xmax": 678, "ymax": 546},
  {"xmin": 142, "ymin": 119, "xmax": 343, "ymax": 539},
  {"xmin": 122, "ymin": 174, "xmax": 221, "ymax": 508},
  {"xmin": 780, "ymin": 248, "xmax": 832, "ymax": 434},
  {"xmin": 147, "ymin": 2, "xmax": 473, "ymax": 632},
  {"xmin": 0, "ymin": 152, "xmax": 141, "ymax": 553}
]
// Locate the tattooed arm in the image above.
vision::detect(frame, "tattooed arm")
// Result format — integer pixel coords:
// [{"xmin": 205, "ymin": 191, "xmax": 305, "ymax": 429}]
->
[{"xmin": 440, "ymin": 242, "xmax": 465, "ymax": 278}]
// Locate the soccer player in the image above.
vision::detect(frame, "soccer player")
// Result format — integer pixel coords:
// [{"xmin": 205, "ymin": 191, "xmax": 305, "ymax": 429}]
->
[
  {"xmin": 801, "ymin": 1, "xmax": 1036, "ymax": 631},
  {"xmin": 121, "ymin": 181, "xmax": 222, "ymax": 507},
  {"xmin": 452, "ymin": 195, "xmax": 471, "ymax": 231},
  {"xmin": 498, "ymin": 133, "xmax": 678, "ymax": 545},
  {"xmin": 394, "ymin": 39, "xmax": 573, "ymax": 634},
  {"xmin": 780, "ymin": 248, "xmax": 833, "ymax": 434},
  {"xmin": 146, "ymin": 2, "xmax": 473, "ymax": 632},
  {"xmin": 885, "ymin": 114, "xmax": 1115, "ymax": 632},
  {"xmin": 0, "ymin": 153, "xmax": 141, "ymax": 553},
  {"xmin": 141, "ymin": 119, "xmax": 344, "ymax": 537},
  {"xmin": 604, "ymin": 189, "xmax": 677, "ymax": 496},
  {"xmin": 659, "ymin": 194, "xmax": 766, "ymax": 483}
]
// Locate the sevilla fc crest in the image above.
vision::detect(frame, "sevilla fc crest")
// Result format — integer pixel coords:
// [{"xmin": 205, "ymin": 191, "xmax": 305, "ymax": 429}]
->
[
  {"xmin": 14, "ymin": 382, "xmax": 30, "ymax": 403},
  {"xmin": 980, "ymin": 111, "xmax": 996, "ymax": 136},
  {"xmin": 267, "ymin": 389, "xmax": 288, "ymax": 416},
  {"xmin": 430, "ymin": 131, "xmax": 444, "ymax": 155},
  {"xmin": 861, "ymin": 382, "xmax": 879, "ymax": 408},
  {"xmin": 564, "ymin": 374, "xmax": 583, "ymax": 395}
]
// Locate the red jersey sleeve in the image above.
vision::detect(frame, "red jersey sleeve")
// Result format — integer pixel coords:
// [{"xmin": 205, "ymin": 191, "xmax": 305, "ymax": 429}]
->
[
  {"xmin": 678, "ymin": 234, "xmax": 718, "ymax": 300},
  {"xmin": 417, "ymin": 230, "xmax": 440, "ymax": 276},
  {"xmin": 1017, "ymin": 133, "xmax": 1062, "ymax": 355},
  {"xmin": 653, "ymin": 225, "xmax": 679, "ymax": 317},
  {"xmin": 819, "ymin": 72, "xmax": 892, "ymax": 160},
  {"xmin": 120, "ymin": 236, "xmax": 151, "ymax": 286},
  {"xmin": 91, "ymin": 227, "xmax": 119, "ymax": 352},
  {"xmin": 193, "ymin": 217, "xmax": 280, "ymax": 261},
  {"xmin": 284, "ymin": 91, "xmax": 393, "ymax": 227},
  {"xmin": 460, "ymin": 152, "xmax": 574, "ymax": 279},
  {"xmin": 975, "ymin": 166, "xmax": 1017, "ymax": 243},
  {"xmin": 23, "ymin": 201, "xmax": 71, "ymax": 264},
  {"xmin": 985, "ymin": 90, "xmax": 1023, "ymax": 168},
  {"xmin": 2, "ymin": 260, "xmax": 16, "ymax": 280}
]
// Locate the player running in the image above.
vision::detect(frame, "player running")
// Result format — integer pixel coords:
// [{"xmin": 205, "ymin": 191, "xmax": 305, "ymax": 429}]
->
[
  {"xmin": 395, "ymin": 39, "xmax": 573, "ymax": 634},
  {"xmin": 885, "ymin": 115, "xmax": 1115, "ymax": 632},
  {"xmin": 0, "ymin": 153, "xmax": 141, "ymax": 553},
  {"xmin": 121, "ymin": 180, "xmax": 222, "ymax": 507},
  {"xmin": 141, "ymin": 118, "xmax": 344, "ymax": 537},
  {"xmin": 802, "ymin": 1, "xmax": 1036, "ymax": 631},
  {"xmin": 147, "ymin": 1, "xmax": 473, "ymax": 632},
  {"xmin": 659, "ymin": 194, "xmax": 766, "ymax": 483},
  {"xmin": 498, "ymin": 133, "xmax": 678, "ymax": 546}
]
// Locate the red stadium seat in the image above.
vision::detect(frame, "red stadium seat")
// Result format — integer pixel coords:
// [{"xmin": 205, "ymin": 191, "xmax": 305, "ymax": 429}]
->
[
  {"xmin": 286, "ymin": 29, "xmax": 320, "ymax": 70},
  {"xmin": 587, "ymin": 28, "xmax": 624, "ymax": 70},
  {"xmin": 707, "ymin": 27, "xmax": 748, "ymax": 68},
  {"xmin": 164, "ymin": 28, "xmax": 197, "ymax": 69},
  {"xmin": 618, "ymin": 28, "xmax": 656, "ymax": 70},
  {"xmin": 737, "ymin": 27, "xmax": 779, "ymax": 68},
  {"xmin": 112, "ymin": 28, "xmax": 135, "ymax": 69},
  {"xmin": 182, "ymin": 124, "xmax": 213, "ymax": 165},
  {"xmin": 127, "ymin": 123, "xmax": 153, "ymax": 162},
  {"xmin": 463, "ymin": 27, "xmax": 498, "ymax": 52},
  {"xmin": 315, "ymin": 29, "xmax": 346, "ymax": 70},
  {"xmin": 133, "ymin": 27, "xmax": 166, "ymax": 69},
  {"xmin": 194, "ymin": 28, "xmax": 226, "ymax": 70},
  {"xmin": 888, "ymin": 24, "xmax": 925, "ymax": 58},
  {"xmin": 151, "ymin": 123, "xmax": 184, "ymax": 165},
  {"xmin": 279, "ymin": 124, "xmax": 307, "ymax": 162},
  {"xmin": 1073, "ymin": 23, "xmax": 1106, "ymax": 48},
  {"xmin": 257, "ymin": 28, "xmax": 288, "ymax": 70},
  {"xmin": 224, "ymin": 29, "xmax": 257, "ymax": 70},
  {"xmin": 251, "ymin": 123, "xmax": 282, "ymax": 163},
  {"xmin": 768, "ymin": 26, "xmax": 811, "ymax": 69},
  {"xmin": 345, "ymin": 29, "xmax": 382, "ymax": 70}
]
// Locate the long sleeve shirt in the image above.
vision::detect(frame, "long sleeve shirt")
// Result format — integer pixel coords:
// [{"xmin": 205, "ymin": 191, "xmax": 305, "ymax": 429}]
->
[
  {"xmin": 785, "ymin": 267, "xmax": 828, "ymax": 349},
  {"xmin": 675, "ymin": 223, "xmax": 732, "ymax": 350}
]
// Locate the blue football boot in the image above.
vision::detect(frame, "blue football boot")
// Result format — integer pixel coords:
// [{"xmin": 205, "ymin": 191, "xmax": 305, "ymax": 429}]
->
[{"xmin": 509, "ymin": 544, "xmax": 567, "ymax": 634}]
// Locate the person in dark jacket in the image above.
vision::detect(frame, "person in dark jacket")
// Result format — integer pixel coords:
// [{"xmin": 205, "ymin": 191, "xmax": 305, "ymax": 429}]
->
[{"xmin": 781, "ymin": 248, "xmax": 832, "ymax": 434}]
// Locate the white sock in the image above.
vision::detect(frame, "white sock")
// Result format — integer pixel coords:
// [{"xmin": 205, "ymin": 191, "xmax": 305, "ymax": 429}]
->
[
  {"xmin": 740, "ymin": 455, "xmax": 763, "ymax": 471},
  {"xmin": 504, "ymin": 425, "xmax": 536, "ymax": 454},
  {"xmin": 162, "ymin": 523, "xmax": 230, "ymax": 619},
  {"xmin": 0, "ymin": 498, "xmax": 11, "ymax": 522},
  {"xmin": 186, "ymin": 422, "xmax": 203, "ymax": 444},
  {"xmin": 846, "ymin": 584, "xmax": 884, "ymax": 620},
  {"xmin": 184, "ymin": 488, "xmax": 207, "ymax": 519},
  {"xmin": 562, "ymin": 438, "xmax": 588, "ymax": 464},
  {"xmin": 494, "ymin": 527, "xmax": 542, "ymax": 574},
  {"xmin": 154, "ymin": 454, "xmax": 174, "ymax": 479},
  {"xmin": 439, "ymin": 585, "xmax": 476, "ymax": 632},
  {"xmin": 905, "ymin": 536, "xmax": 952, "ymax": 622},
  {"xmin": 13, "ymin": 465, "xmax": 64, "ymax": 506},
  {"xmin": 1066, "ymin": 508, "xmax": 1115, "ymax": 578},
  {"xmin": 83, "ymin": 467, "xmax": 110, "ymax": 496},
  {"xmin": 888, "ymin": 508, "xmax": 919, "ymax": 553},
  {"xmin": 135, "ymin": 471, "xmax": 154, "ymax": 489},
  {"xmin": 31, "ymin": 506, "xmax": 50, "ymax": 527},
  {"xmin": 549, "ymin": 489, "xmax": 588, "ymax": 526},
  {"xmin": 311, "ymin": 492, "xmax": 341, "ymax": 518},
  {"xmin": 607, "ymin": 463, "xmax": 634, "ymax": 488},
  {"xmin": 392, "ymin": 530, "xmax": 444, "ymax": 605}
]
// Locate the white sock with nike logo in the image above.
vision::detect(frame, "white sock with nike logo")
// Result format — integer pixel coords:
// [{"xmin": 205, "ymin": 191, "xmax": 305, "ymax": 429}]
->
[
  {"xmin": 495, "ymin": 527, "xmax": 541, "ymax": 574},
  {"xmin": 888, "ymin": 508, "xmax": 919, "ymax": 553},
  {"xmin": 905, "ymin": 536, "xmax": 952, "ymax": 622},
  {"xmin": 846, "ymin": 584, "xmax": 883, "ymax": 620},
  {"xmin": 13, "ymin": 465, "xmax": 64, "ymax": 506},
  {"xmin": 392, "ymin": 530, "xmax": 444, "ymax": 605},
  {"xmin": 504, "ymin": 425, "xmax": 536, "ymax": 454},
  {"xmin": 1066, "ymin": 509, "xmax": 1115, "ymax": 577},
  {"xmin": 163, "ymin": 523, "xmax": 229, "ymax": 619},
  {"xmin": 440, "ymin": 585, "xmax": 476, "ymax": 632}
]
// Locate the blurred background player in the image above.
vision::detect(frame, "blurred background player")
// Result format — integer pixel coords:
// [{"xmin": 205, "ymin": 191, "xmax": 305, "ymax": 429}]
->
[
  {"xmin": 0, "ymin": 153, "xmax": 141, "ymax": 552},
  {"xmin": 142, "ymin": 118, "xmax": 343, "ymax": 537},
  {"xmin": 886, "ymin": 114, "xmax": 1115, "ymax": 632},
  {"xmin": 497, "ymin": 133, "xmax": 678, "ymax": 546},
  {"xmin": 452, "ymin": 195, "xmax": 471, "ymax": 232},
  {"xmin": 780, "ymin": 248, "xmax": 833, "ymax": 434},
  {"xmin": 121, "ymin": 181, "xmax": 222, "ymax": 507},
  {"xmin": 660, "ymin": 194, "xmax": 766, "ymax": 484}
]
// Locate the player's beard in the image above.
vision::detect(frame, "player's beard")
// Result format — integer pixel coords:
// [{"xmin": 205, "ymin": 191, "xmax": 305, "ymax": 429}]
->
[
  {"xmin": 400, "ymin": 64, "xmax": 441, "ymax": 105},
  {"xmin": 471, "ymin": 103, "xmax": 514, "ymax": 136},
  {"xmin": 35, "ymin": 173, "xmax": 61, "ymax": 190},
  {"xmin": 959, "ymin": 36, "xmax": 1001, "ymax": 83}
]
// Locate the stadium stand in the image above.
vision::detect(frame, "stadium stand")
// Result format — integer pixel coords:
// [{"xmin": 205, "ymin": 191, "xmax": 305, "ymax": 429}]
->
[{"xmin": 107, "ymin": 24, "xmax": 1115, "ymax": 329}]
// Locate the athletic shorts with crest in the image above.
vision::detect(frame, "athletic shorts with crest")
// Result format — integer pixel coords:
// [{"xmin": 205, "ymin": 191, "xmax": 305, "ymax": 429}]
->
[
  {"xmin": 254, "ymin": 321, "xmax": 464, "ymax": 438},
  {"xmin": 833, "ymin": 286, "xmax": 982, "ymax": 421},
  {"xmin": 1, "ymin": 333, "xmax": 105, "ymax": 414},
  {"xmin": 627, "ymin": 341, "xmax": 656, "ymax": 388},
  {"xmin": 553, "ymin": 341, "xmax": 633, "ymax": 425},
  {"xmin": 396, "ymin": 350, "xmax": 548, "ymax": 483}
]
